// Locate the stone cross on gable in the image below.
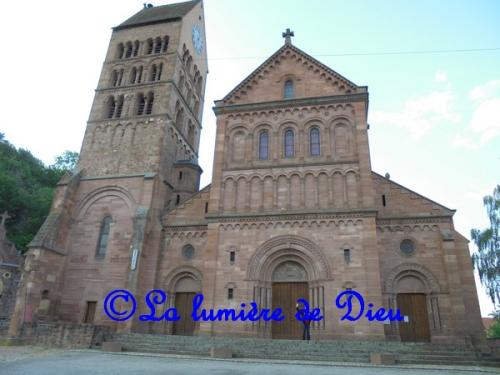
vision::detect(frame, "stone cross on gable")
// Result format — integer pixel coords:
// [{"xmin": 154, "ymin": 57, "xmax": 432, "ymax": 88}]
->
[
  {"xmin": 0, "ymin": 211, "xmax": 10, "ymax": 227},
  {"xmin": 282, "ymin": 28, "xmax": 294, "ymax": 45}
]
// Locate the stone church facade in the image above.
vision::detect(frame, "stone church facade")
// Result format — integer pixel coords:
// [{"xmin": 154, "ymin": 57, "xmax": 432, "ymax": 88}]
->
[{"xmin": 9, "ymin": 0, "xmax": 484, "ymax": 345}]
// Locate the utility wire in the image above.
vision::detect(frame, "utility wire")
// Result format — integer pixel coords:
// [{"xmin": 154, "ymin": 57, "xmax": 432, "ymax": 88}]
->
[{"xmin": 202, "ymin": 47, "xmax": 500, "ymax": 61}]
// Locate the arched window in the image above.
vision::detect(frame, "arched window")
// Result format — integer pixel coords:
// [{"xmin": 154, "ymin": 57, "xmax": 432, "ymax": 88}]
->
[
  {"xmin": 107, "ymin": 96, "xmax": 116, "ymax": 118},
  {"xmin": 137, "ymin": 66, "xmax": 143, "ymax": 83},
  {"xmin": 129, "ymin": 67, "xmax": 137, "ymax": 84},
  {"xmin": 145, "ymin": 92, "xmax": 154, "ymax": 115},
  {"xmin": 284, "ymin": 129, "xmax": 294, "ymax": 158},
  {"xmin": 310, "ymin": 127, "xmax": 320, "ymax": 156},
  {"xmin": 284, "ymin": 79, "xmax": 294, "ymax": 99},
  {"xmin": 133, "ymin": 41, "xmax": 140, "ymax": 57},
  {"xmin": 117, "ymin": 69, "xmax": 124, "ymax": 86},
  {"xmin": 146, "ymin": 38, "xmax": 154, "ymax": 54},
  {"xmin": 96, "ymin": 216, "xmax": 111, "ymax": 257},
  {"xmin": 186, "ymin": 56, "xmax": 192, "ymax": 73},
  {"xmin": 115, "ymin": 96, "xmax": 124, "ymax": 118},
  {"xmin": 137, "ymin": 93, "xmax": 145, "ymax": 115},
  {"xmin": 149, "ymin": 65, "xmax": 157, "ymax": 81},
  {"xmin": 117, "ymin": 43, "xmax": 124, "ymax": 59},
  {"xmin": 125, "ymin": 42, "xmax": 133, "ymax": 58},
  {"xmin": 259, "ymin": 131, "xmax": 269, "ymax": 160},
  {"xmin": 157, "ymin": 63, "xmax": 163, "ymax": 81},
  {"xmin": 162, "ymin": 36, "xmax": 169, "ymax": 52},
  {"xmin": 111, "ymin": 70, "xmax": 119, "ymax": 87},
  {"xmin": 154, "ymin": 37, "xmax": 162, "ymax": 53}
]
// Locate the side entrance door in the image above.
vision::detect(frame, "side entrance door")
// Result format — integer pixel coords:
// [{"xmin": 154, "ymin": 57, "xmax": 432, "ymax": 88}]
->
[
  {"xmin": 397, "ymin": 293, "xmax": 431, "ymax": 342},
  {"xmin": 272, "ymin": 282, "xmax": 308, "ymax": 340},
  {"xmin": 173, "ymin": 292, "xmax": 196, "ymax": 336}
]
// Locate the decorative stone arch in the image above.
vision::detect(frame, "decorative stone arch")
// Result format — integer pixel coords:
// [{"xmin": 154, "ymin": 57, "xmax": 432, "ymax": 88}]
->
[
  {"xmin": 247, "ymin": 234, "xmax": 331, "ymax": 282},
  {"xmin": 163, "ymin": 265, "xmax": 203, "ymax": 294},
  {"xmin": 384, "ymin": 263, "xmax": 441, "ymax": 294},
  {"xmin": 75, "ymin": 185, "xmax": 136, "ymax": 220}
]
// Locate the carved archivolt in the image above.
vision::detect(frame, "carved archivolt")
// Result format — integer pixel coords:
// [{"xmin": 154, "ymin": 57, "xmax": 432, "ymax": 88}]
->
[
  {"xmin": 384, "ymin": 263, "xmax": 441, "ymax": 294},
  {"xmin": 247, "ymin": 235, "xmax": 331, "ymax": 282},
  {"xmin": 163, "ymin": 265, "xmax": 203, "ymax": 292},
  {"xmin": 75, "ymin": 185, "xmax": 136, "ymax": 220}
]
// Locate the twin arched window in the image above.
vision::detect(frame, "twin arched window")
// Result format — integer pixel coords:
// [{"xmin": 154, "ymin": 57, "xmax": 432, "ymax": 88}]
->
[{"xmin": 96, "ymin": 216, "xmax": 111, "ymax": 257}]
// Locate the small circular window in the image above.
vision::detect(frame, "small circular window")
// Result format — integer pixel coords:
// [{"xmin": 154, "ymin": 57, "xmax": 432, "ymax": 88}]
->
[
  {"xmin": 400, "ymin": 239, "xmax": 415, "ymax": 256},
  {"xmin": 182, "ymin": 244, "xmax": 195, "ymax": 260},
  {"xmin": 3, "ymin": 272, "xmax": 11, "ymax": 279}
]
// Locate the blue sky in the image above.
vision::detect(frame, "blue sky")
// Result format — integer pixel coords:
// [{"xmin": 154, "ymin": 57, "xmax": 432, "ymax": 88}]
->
[{"xmin": 0, "ymin": 0, "xmax": 498, "ymax": 314}]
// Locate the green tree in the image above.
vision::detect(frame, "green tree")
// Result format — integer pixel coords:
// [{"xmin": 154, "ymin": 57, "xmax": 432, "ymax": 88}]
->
[
  {"xmin": 0, "ymin": 138, "xmax": 76, "ymax": 251},
  {"xmin": 486, "ymin": 310, "xmax": 500, "ymax": 338},
  {"xmin": 51, "ymin": 150, "xmax": 79, "ymax": 172},
  {"xmin": 471, "ymin": 185, "xmax": 500, "ymax": 307}
]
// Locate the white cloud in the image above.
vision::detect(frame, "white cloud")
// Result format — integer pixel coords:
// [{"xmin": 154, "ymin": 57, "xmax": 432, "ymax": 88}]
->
[
  {"xmin": 469, "ymin": 80, "xmax": 500, "ymax": 101},
  {"xmin": 453, "ymin": 81, "xmax": 500, "ymax": 148},
  {"xmin": 451, "ymin": 133, "xmax": 479, "ymax": 149},
  {"xmin": 434, "ymin": 70, "xmax": 447, "ymax": 82},
  {"xmin": 470, "ymin": 98, "xmax": 500, "ymax": 143},
  {"xmin": 370, "ymin": 90, "xmax": 460, "ymax": 140}
]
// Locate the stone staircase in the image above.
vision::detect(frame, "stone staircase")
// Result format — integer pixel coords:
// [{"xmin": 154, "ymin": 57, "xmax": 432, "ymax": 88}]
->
[{"xmin": 103, "ymin": 333, "xmax": 500, "ymax": 367}]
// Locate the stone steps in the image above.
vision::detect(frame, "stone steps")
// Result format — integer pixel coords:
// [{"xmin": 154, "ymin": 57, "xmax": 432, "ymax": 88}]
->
[{"xmin": 104, "ymin": 333, "xmax": 499, "ymax": 367}]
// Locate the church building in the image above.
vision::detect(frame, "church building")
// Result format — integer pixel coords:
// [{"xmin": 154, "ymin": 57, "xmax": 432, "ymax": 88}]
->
[{"xmin": 9, "ymin": 0, "xmax": 485, "ymax": 345}]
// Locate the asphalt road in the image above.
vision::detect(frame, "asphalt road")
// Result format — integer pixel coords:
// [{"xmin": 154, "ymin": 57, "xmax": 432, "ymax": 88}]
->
[{"xmin": 1, "ymin": 350, "xmax": 498, "ymax": 375}]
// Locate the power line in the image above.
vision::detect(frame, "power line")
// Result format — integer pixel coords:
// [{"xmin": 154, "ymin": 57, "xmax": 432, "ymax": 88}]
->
[{"xmin": 203, "ymin": 47, "xmax": 500, "ymax": 61}]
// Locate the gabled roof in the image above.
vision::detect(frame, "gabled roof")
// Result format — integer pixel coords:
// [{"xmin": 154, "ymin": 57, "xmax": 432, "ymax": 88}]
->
[
  {"xmin": 114, "ymin": 0, "xmax": 200, "ymax": 31},
  {"xmin": 219, "ymin": 42, "xmax": 364, "ymax": 105}
]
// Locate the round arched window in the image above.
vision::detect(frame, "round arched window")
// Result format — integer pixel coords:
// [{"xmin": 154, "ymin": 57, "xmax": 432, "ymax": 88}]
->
[
  {"xmin": 400, "ymin": 239, "xmax": 416, "ymax": 256},
  {"xmin": 182, "ymin": 244, "xmax": 195, "ymax": 259}
]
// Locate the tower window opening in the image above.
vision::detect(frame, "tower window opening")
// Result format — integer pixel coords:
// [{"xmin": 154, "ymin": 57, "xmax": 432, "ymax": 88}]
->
[
  {"xmin": 162, "ymin": 36, "xmax": 169, "ymax": 52},
  {"xmin": 146, "ymin": 38, "xmax": 153, "ymax": 54},
  {"xmin": 137, "ymin": 93, "xmax": 145, "ymax": 115},
  {"xmin": 382, "ymin": 194, "xmax": 387, "ymax": 206},
  {"xmin": 229, "ymin": 251, "xmax": 236, "ymax": 263},
  {"xmin": 115, "ymin": 96, "xmax": 124, "ymax": 118},
  {"xmin": 154, "ymin": 37, "xmax": 162, "ymax": 53},
  {"xmin": 145, "ymin": 92, "xmax": 154, "ymax": 115},
  {"xmin": 344, "ymin": 249, "xmax": 351, "ymax": 264}
]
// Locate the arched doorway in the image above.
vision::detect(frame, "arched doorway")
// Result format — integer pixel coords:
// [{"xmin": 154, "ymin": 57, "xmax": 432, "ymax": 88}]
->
[
  {"xmin": 271, "ymin": 261, "xmax": 308, "ymax": 340},
  {"xmin": 172, "ymin": 276, "xmax": 200, "ymax": 336},
  {"xmin": 396, "ymin": 275, "xmax": 430, "ymax": 342}
]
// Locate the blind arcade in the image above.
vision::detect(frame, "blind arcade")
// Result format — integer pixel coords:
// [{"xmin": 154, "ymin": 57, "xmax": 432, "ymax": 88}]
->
[{"xmin": 103, "ymin": 289, "xmax": 403, "ymax": 323}]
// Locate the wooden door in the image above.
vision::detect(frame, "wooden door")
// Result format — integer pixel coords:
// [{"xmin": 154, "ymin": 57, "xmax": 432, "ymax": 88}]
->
[
  {"xmin": 397, "ymin": 293, "xmax": 430, "ymax": 342},
  {"xmin": 173, "ymin": 292, "xmax": 196, "ymax": 336},
  {"xmin": 84, "ymin": 301, "xmax": 96, "ymax": 324},
  {"xmin": 272, "ymin": 282, "xmax": 308, "ymax": 339}
]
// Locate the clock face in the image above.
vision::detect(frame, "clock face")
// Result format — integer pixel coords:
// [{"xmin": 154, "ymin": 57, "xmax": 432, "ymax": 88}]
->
[{"xmin": 192, "ymin": 25, "xmax": 203, "ymax": 55}]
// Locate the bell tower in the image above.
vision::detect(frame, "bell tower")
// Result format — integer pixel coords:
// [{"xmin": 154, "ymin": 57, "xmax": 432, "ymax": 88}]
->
[
  {"xmin": 9, "ymin": 0, "xmax": 208, "ymax": 334},
  {"xmin": 78, "ymin": 0, "xmax": 207, "ymax": 198}
]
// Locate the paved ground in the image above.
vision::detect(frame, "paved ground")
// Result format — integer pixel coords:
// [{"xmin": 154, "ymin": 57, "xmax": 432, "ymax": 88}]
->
[{"xmin": 0, "ymin": 347, "xmax": 499, "ymax": 375}]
